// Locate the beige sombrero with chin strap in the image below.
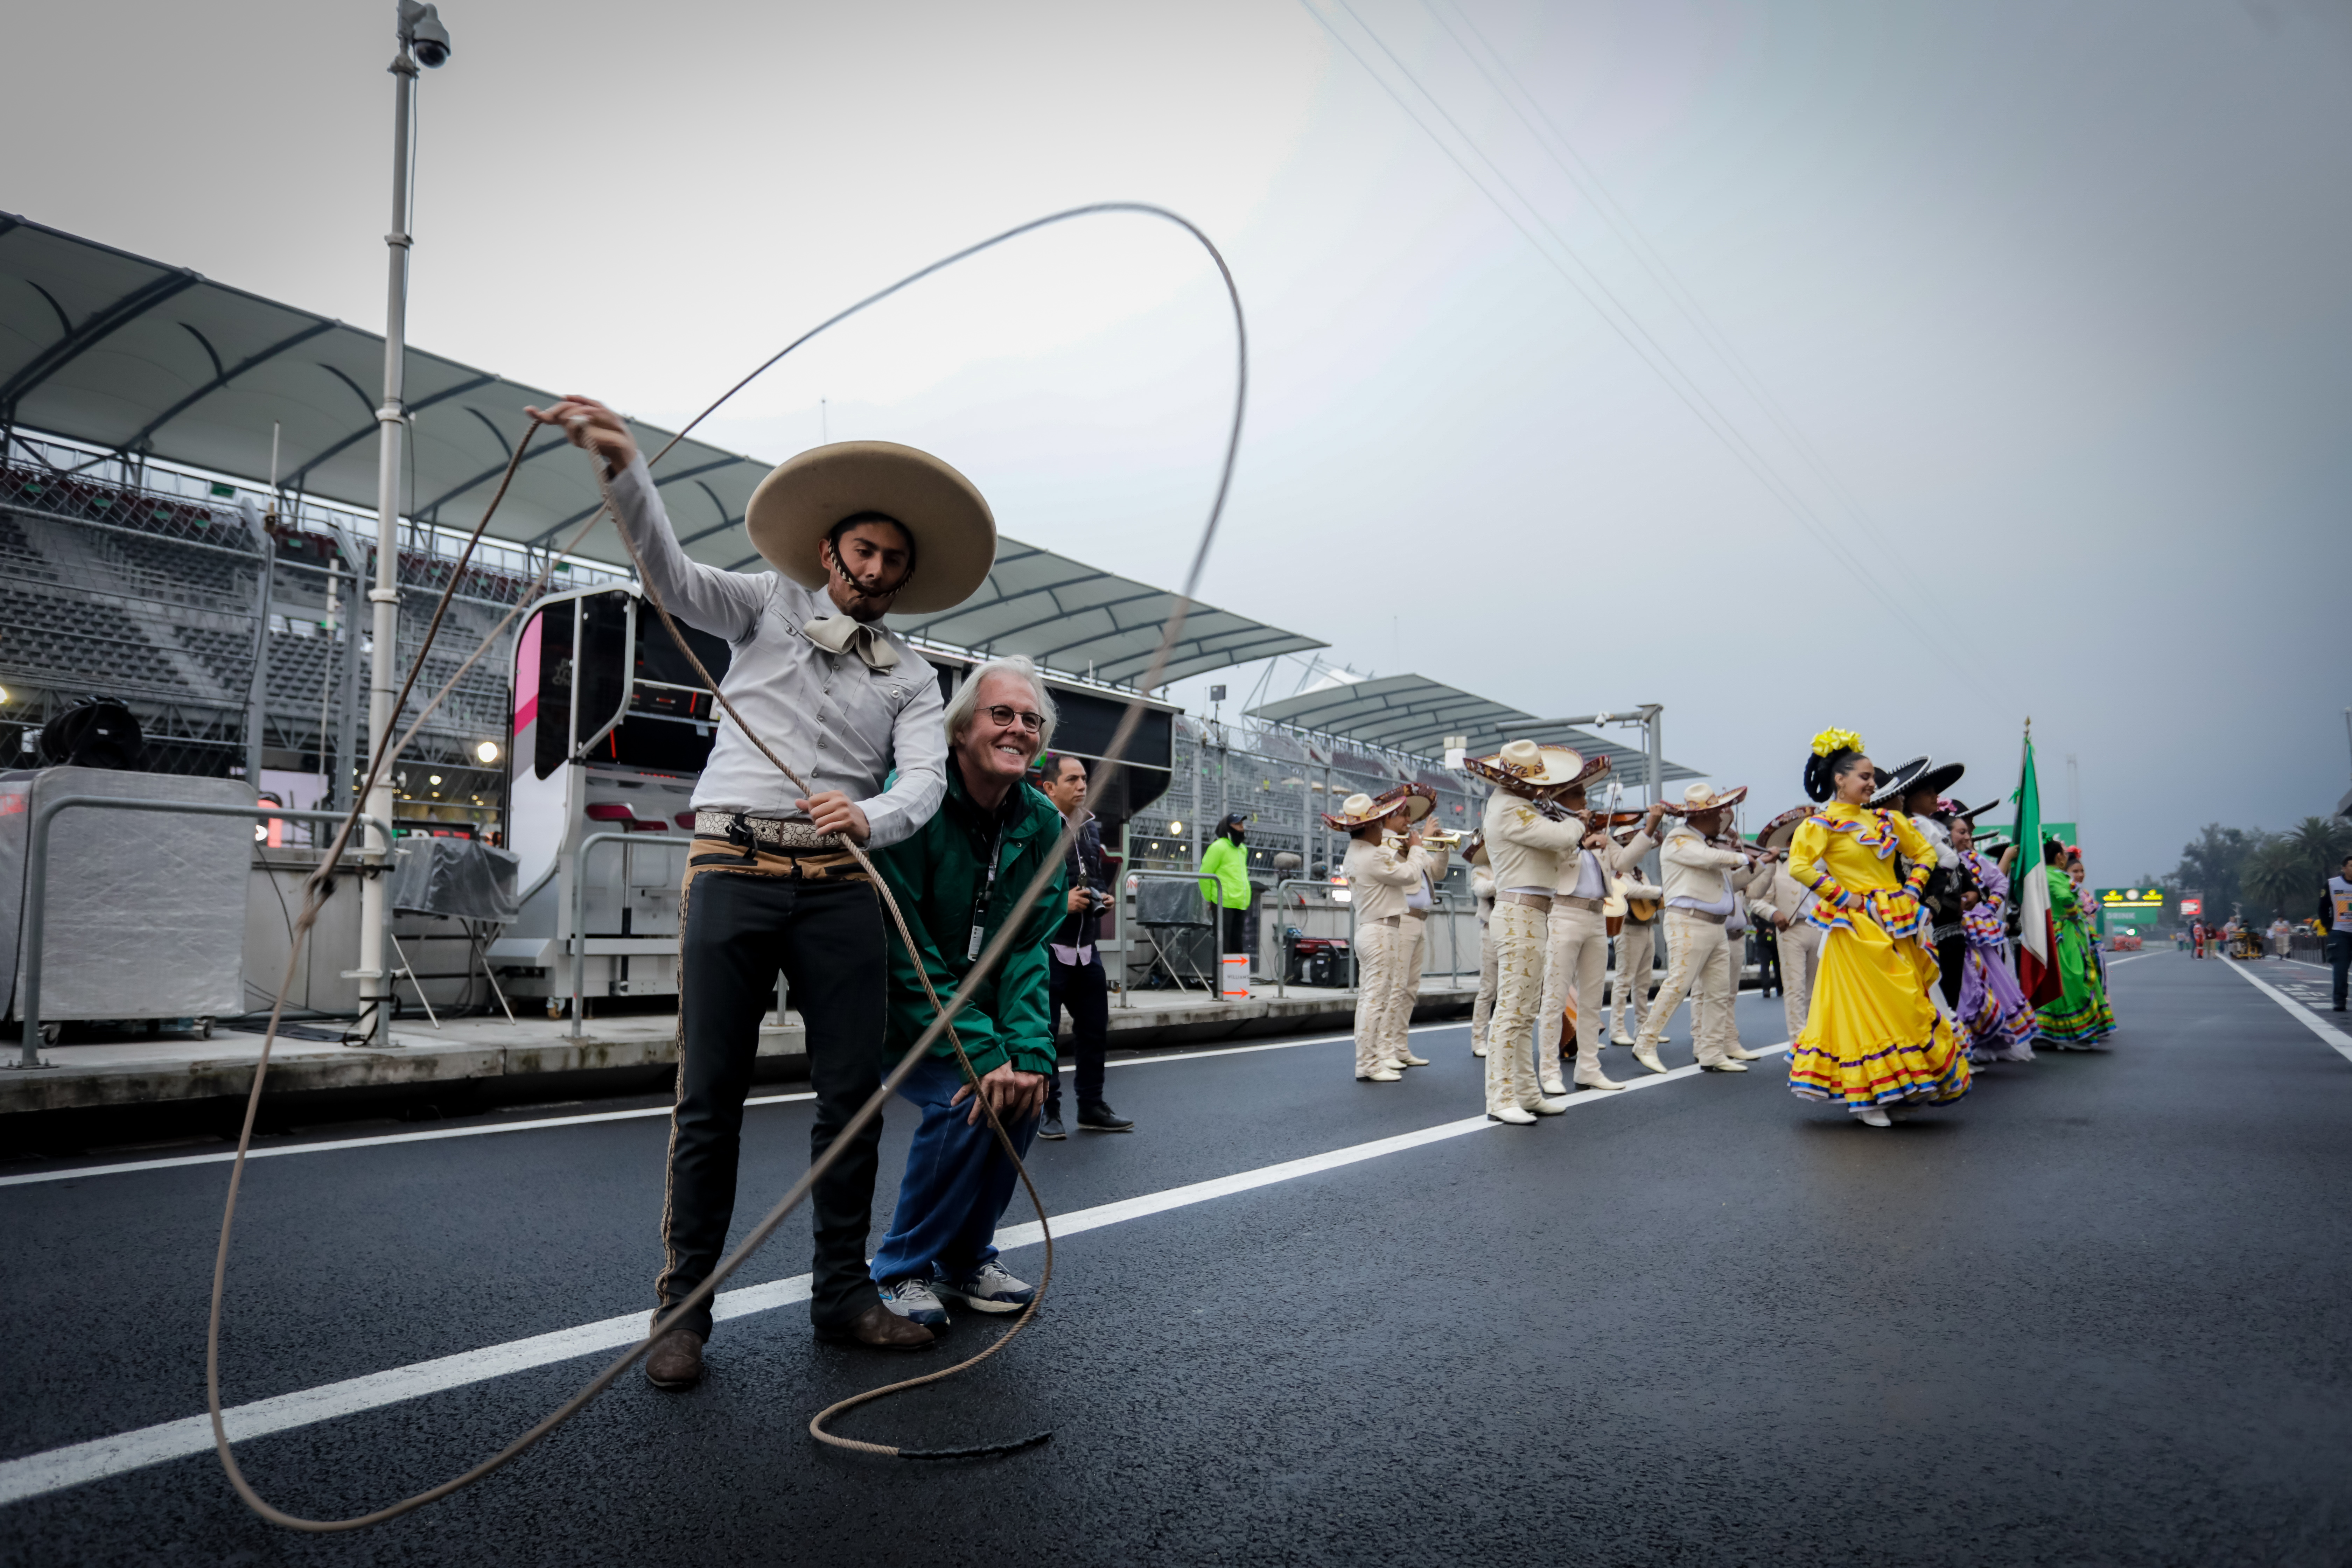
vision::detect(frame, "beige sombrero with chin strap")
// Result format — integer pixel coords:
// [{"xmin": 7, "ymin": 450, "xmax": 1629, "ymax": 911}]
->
[
  {"xmin": 1669, "ymin": 780, "xmax": 1748, "ymax": 816},
  {"xmin": 1464, "ymin": 739, "xmax": 1607, "ymax": 798},
  {"xmin": 744, "ymin": 440, "xmax": 997, "ymax": 616},
  {"xmin": 1322, "ymin": 783, "xmax": 1434, "ymax": 833}
]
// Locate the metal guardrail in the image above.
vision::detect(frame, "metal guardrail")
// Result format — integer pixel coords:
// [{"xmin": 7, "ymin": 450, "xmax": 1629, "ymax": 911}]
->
[
  {"xmin": 14, "ymin": 796, "xmax": 392, "ymax": 1069},
  {"xmin": 1264, "ymin": 877, "xmax": 1471, "ymax": 998},
  {"xmin": 568, "ymin": 830, "xmax": 657, "ymax": 1038},
  {"xmin": 1269, "ymin": 876, "xmax": 1348, "ymax": 999}
]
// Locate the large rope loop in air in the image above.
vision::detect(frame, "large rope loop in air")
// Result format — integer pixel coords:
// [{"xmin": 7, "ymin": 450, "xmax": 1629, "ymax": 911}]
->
[{"xmin": 204, "ymin": 202, "xmax": 1247, "ymax": 1530}]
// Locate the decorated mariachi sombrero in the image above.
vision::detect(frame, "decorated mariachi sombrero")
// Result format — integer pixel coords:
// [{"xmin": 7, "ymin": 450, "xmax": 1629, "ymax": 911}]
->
[
  {"xmin": 1948, "ymin": 796, "xmax": 2000, "ymax": 825},
  {"xmin": 1464, "ymin": 738, "xmax": 1608, "ymax": 797},
  {"xmin": 1866, "ymin": 755, "xmax": 1932, "ymax": 809},
  {"xmin": 1667, "ymin": 780, "xmax": 1748, "ymax": 815},
  {"xmin": 1913, "ymin": 761, "xmax": 1966, "ymax": 799},
  {"xmin": 745, "ymin": 440, "xmax": 997, "ymax": 615},
  {"xmin": 1757, "ymin": 804, "xmax": 1811, "ymax": 853},
  {"xmin": 1321, "ymin": 782, "xmax": 1434, "ymax": 833}
]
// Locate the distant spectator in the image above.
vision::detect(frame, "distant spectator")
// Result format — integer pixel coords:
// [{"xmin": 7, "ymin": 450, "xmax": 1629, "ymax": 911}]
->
[
  {"xmin": 1199, "ymin": 812, "xmax": 1254, "ymax": 960},
  {"xmin": 2322, "ymin": 854, "xmax": 2352, "ymax": 1011},
  {"xmin": 1032, "ymin": 752, "xmax": 1131, "ymax": 1140}
]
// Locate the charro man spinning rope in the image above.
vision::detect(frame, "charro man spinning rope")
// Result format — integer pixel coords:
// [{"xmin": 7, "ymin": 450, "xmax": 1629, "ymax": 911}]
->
[
  {"xmin": 528, "ymin": 397, "xmax": 1000, "ymax": 1376},
  {"xmin": 202, "ymin": 201, "xmax": 1250, "ymax": 1531}
]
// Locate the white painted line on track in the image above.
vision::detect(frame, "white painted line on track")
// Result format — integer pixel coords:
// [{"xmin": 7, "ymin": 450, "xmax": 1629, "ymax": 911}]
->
[
  {"xmin": 0, "ymin": 1093, "xmax": 816, "ymax": 1190},
  {"xmin": 0, "ymin": 1040, "xmax": 1788, "ymax": 1507},
  {"xmin": 2219, "ymin": 958, "xmax": 2352, "ymax": 1066},
  {"xmin": 1, "ymin": 1023, "xmax": 1473, "ymax": 1190}
]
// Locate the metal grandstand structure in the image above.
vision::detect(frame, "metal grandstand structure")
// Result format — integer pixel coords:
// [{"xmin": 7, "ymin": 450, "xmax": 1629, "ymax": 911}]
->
[{"xmin": 0, "ymin": 214, "xmax": 1322, "ymax": 838}]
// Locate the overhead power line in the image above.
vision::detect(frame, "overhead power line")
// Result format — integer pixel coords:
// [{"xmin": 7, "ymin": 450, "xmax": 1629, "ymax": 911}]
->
[{"xmin": 1298, "ymin": 0, "xmax": 1956, "ymax": 660}]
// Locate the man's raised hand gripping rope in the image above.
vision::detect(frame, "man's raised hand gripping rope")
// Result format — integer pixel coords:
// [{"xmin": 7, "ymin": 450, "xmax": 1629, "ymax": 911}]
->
[{"xmin": 204, "ymin": 203, "xmax": 1247, "ymax": 1530}]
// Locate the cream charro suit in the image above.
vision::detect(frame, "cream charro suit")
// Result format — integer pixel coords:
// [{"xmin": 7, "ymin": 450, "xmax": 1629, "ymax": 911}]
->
[
  {"xmin": 1745, "ymin": 854, "xmax": 1825, "ymax": 1043},
  {"xmin": 1482, "ymin": 793, "xmax": 1583, "ymax": 1115},
  {"xmin": 1608, "ymin": 869, "xmax": 1664, "ymax": 1042},
  {"xmin": 1469, "ymin": 864, "xmax": 1498, "ymax": 1056},
  {"xmin": 1632, "ymin": 827, "xmax": 1765, "ymax": 1068},
  {"xmin": 1392, "ymin": 838, "xmax": 1452, "ymax": 1062},
  {"xmin": 1343, "ymin": 833, "xmax": 1433, "ymax": 1078},
  {"xmin": 1539, "ymin": 828, "xmax": 1658, "ymax": 1090}
]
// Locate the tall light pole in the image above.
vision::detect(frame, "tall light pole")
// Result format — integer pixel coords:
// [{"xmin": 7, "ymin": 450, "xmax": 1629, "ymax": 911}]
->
[{"xmin": 358, "ymin": 0, "xmax": 452, "ymax": 1045}]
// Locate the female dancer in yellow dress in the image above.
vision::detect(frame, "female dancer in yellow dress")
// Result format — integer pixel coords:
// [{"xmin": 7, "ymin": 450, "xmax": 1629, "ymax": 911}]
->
[{"xmin": 1785, "ymin": 729, "xmax": 1971, "ymax": 1127}]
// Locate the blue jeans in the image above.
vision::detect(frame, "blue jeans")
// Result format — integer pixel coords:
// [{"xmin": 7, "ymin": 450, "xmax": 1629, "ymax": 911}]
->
[{"xmin": 869, "ymin": 1053, "xmax": 1040, "ymax": 1286}]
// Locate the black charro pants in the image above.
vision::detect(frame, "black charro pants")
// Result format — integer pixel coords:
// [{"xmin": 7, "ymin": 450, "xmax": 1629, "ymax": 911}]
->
[
  {"xmin": 657, "ymin": 869, "xmax": 887, "ymax": 1339},
  {"xmin": 1044, "ymin": 953, "xmax": 1110, "ymax": 1114},
  {"xmin": 1937, "ymin": 933, "xmax": 1968, "ymax": 1009}
]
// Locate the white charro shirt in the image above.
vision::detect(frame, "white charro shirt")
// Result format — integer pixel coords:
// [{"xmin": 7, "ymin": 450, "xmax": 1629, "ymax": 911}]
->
[{"xmin": 604, "ymin": 455, "xmax": 946, "ymax": 848}]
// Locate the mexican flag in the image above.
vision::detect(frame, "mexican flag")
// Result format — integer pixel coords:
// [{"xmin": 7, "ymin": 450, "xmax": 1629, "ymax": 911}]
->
[{"xmin": 2013, "ymin": 727, "xmax": 2063, "ymax": 1007}]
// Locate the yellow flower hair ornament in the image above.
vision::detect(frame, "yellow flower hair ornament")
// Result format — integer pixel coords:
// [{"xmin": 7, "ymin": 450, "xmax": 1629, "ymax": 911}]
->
[{"xmin": 1810, "ymin": 727, "xmax": 1863, "ymax": 758}]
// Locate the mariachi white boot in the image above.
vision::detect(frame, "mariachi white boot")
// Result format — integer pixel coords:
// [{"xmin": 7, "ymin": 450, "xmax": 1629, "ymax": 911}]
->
[
  {"xmin": 1723, "ymin": 1042, "xmax": 1763, "ymax": 1062},
  {"xmin": 1573, "ymin": 1053, "xmax": 1627, "ymax": 1091},
  {"xmin": 1631, "ymin": 1036, "xmax": 1667, "ymax": 1074},
  {"xmin": 1489, "ymin": 1104, "xmax": 1537, "ymax": 1125}
]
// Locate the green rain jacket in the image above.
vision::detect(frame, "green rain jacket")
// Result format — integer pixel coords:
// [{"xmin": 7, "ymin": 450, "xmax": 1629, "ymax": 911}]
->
[
  {"xmin": 1199, "ymin": 834, "xmax": 1252, "ymax": 910},
  {"xmin": 872, "ymin": 758, "xmax": 1069, "ymax": 1082}
]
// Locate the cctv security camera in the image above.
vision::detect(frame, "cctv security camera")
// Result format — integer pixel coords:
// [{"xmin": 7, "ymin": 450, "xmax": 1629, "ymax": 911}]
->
[{"xmin": 399, "ymin": 0, "xmax": 453, "ymax": 67}]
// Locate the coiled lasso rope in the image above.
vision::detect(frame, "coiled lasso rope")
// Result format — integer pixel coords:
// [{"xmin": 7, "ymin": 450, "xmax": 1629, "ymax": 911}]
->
[{"xmin": 204, "ymin": 202, "xmax": 1246, "ymax": 1528}]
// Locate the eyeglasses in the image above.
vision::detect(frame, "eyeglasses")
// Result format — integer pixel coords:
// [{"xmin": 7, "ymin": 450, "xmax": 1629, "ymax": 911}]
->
[{"xmin": 981, "ymin": 704, "xmax": 1045, "ymax": 733}]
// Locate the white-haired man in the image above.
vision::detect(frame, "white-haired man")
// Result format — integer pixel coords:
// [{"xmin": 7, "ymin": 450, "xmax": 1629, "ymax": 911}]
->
[
  {"xmin": 865, "ymin": 657, "xmax": 1069, "ymax": 1331},
  {"xmin": 531, "ymin": 398, "xmax": 998, "ymax": 1385}
]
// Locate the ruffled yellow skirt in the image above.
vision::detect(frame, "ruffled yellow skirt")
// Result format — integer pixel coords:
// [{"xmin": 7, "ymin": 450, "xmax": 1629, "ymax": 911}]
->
[{"xmin": 1788, "ymin": 910, "xmax": 1969, "ymax": 1108}]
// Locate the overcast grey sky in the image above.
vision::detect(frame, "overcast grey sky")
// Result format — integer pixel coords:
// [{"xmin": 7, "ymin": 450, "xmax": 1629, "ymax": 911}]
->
[{"xmin": 8, "ymin": 0, "xmax": 2351, "ymax": 881}]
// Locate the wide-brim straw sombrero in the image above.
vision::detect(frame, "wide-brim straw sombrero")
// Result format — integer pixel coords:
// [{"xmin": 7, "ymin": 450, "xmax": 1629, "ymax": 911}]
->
[
  {"xmin": 1867, "ymin": 755, "xmax": 1932, "ymax": 809},
  {"xmin": 1758, "ymin": 804, "xmax": 1811, "ymax": 852},
  {"xmin": 1670, "ymin": 781, "xmax": 1748, "ymax": 815},
  {"xmin": 1322, "ymin": 782, "xmax": 1435, "ymax": 833},
  {"xmin": 744, "ymin": 440, "xmax": 996, "ymax": 616},
  {"xmin": 1465, "ymin": 739, "xmax": 1606, "ymax": 796}
]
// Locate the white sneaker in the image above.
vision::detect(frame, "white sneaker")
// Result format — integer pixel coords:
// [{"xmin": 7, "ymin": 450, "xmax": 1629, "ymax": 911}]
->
[
  {"xmin": 1357, "ymin": 1067, "xmax": 1402, "ymax": 1083},
  {"xmin": 878, "ymin": 1275, "xmax": 949, "ymax": 1328},
  {"xmin": 1488, "ymin": 1105, "xmax": 1537, "ymax": 1125},
  {"xmin": 1396, "ymin": 1050, "xmax": 1430, "ymax": 1066},
  {"xmin": 932, "ymin": 1259, "xmax": 1035, "ymax": 1314},
  {"xmin": 1525, "ymin": 1094, "xmax": 1571, "ymax": 1115},
  {"xmin": 1851, "ymin": 1106, "xmax": 1892, "ymax": 1128}
]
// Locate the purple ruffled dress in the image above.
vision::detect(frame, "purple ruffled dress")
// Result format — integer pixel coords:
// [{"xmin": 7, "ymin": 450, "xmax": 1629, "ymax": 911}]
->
[{"xmin": 1957, "ymin": 851, "xmax": 2036, "ymax": 1063}]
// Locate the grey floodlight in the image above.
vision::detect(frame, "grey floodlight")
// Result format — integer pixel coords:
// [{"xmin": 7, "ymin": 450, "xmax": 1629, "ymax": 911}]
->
[{"xmin": 400, "ymin": 0, "xmax": 452, "ymax": 66}]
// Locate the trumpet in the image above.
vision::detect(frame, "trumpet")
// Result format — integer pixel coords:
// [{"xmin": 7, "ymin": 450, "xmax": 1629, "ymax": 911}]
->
[{"xmin": 1420, "ymin": 827, "xmax": 1467, "ymax": 847}]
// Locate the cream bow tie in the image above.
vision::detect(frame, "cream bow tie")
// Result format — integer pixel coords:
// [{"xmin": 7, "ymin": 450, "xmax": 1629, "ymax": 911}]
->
[{"xmin": 801, "ymin": 614, "xmax": 901, "ymax": 671}]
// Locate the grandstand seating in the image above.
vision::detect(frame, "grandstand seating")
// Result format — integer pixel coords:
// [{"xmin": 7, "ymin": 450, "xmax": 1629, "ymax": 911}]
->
[{"xmin": 0, "ymin": 581, "xmax": 194, "ymax": 697}]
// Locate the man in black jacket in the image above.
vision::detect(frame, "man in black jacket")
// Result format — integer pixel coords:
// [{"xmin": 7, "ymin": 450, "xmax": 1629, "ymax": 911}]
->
[{"xmin": 1035, "ymin": 753, "xmax": 1134, "ymax": 1137}]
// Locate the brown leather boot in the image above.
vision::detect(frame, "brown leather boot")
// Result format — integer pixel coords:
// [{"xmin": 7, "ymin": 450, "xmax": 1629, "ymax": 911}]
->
[
  {"xmin": 816, "ymin": 1301, "xmax": 937, "ymax": 1351},
  {"xmin": 644, "ymin": 1328, "xmax": 705, "ymax": 1390}
]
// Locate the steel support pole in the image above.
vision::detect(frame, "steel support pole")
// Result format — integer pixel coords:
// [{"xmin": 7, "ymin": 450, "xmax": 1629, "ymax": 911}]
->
[
  {"xmin": 243, "ymin": 529, "xmax": 275, "ymax": 793},
  {"xmin": 569, "ymin": 831, "xmax": 635, "ymax": 1038},
  {"xmin": 358, "ymin": 42, "xmax": 421, "ymax": 1047}
]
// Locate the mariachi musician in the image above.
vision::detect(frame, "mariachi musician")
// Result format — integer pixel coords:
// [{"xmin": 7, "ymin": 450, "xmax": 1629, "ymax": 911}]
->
[
  {"xmin": 1630, "ymin": 781, "xmax": 1772, "ymax": 1074},
  {"xmin": 1467, "ymin": 832, "xmax": 1497, "ymax": 1059},
  {"xmin": 1390, "ymin": 812, "xmax": 1457, "ymax": 1071},
  {"xmin": 1467, "ymin": 740, "xmax": 1605, "ymax": 1124},
  {"xmin": 1747, "ymin": 804, "xmax": 1829, "ymax": 1044},
  {"xmin": 1329, "ymin": 785, "xmax": 1439, "ymax": 1083},
  {"xmin": 1604, "ymin": 834, "xmax": 1667, "ymax": 1047},
  {"xmin": 1540, "ymin": 790, "xmax": 1669, "ymax": 1093}
]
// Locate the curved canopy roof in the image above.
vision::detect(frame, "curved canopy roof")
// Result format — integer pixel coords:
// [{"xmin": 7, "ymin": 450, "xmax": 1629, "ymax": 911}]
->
[
  {"xmin": 0, "ymin": 213, "xmax": 1320, "ymax": 688},
  {"xmin": 1249, "ymin": 673, "xmax": 1699, "ymax": 782}
]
